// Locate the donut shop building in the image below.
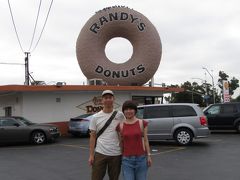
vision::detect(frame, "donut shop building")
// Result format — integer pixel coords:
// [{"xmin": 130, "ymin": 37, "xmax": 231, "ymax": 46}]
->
[{"xmin": 0, "ymin": 85, "xmax": 183, "ymax": 135}]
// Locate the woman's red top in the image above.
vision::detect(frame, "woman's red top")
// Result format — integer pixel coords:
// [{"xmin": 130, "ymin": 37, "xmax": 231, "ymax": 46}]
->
[{"xmin": 116, "ymin": 120, "xmax": 148, "ymax": 156}]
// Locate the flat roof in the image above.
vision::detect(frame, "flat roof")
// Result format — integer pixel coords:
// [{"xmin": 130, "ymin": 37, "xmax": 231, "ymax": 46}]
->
[{"xmin": 0, "ymin": 85, "xmax": 184, "ymax": 95}]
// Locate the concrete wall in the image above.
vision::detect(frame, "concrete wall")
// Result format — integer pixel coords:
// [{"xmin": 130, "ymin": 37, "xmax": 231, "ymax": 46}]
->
[
  {"xmin": 0, "ymin": 93, "xmax": 22, "ymax": 116},
  {"xmin": 0, "ymin": 90, "xmax": 162, "ymax": 135},
  {"xmin": 21, "ymin": 91, "xmax": 132, "ymax": 123}
]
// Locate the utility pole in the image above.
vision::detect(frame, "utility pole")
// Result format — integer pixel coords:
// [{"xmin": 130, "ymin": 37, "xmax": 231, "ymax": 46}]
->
[{"xmin": 24, "ymin": 52, "xmax": 30, "ymax": 85}]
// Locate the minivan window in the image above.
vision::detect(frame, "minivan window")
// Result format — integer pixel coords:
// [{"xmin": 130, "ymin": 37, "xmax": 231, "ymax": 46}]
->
[
  {"xmin": 172, "ymin": 105, "xmax": 197, "ymax": 117},
  {"xmin": 144, "ymin": 106, "xmax": 170, "ymax": 119},
  {"xmin": 136, "ymin": 107, "xmax": 144, "ymax": 119}
]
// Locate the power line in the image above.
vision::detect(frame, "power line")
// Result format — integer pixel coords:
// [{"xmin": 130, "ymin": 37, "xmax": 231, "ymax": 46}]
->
[
  {"xmin": 7, "ymin": 0, "xmax": 54, "ymax": 85},
  {"xmin": 7, "ymin": 0, "xmax": 24, "ymax": 53},
  {"xmin": 0, "ymin": 62, "xmax": 24, "ymax": 65},
  {"xmin": 31, "ymin": 0, "xmax": 54, "ymax": 53},
  {"xmin": 28, "ymin": 0, "xmax": 42, "ymax": 52},
  {"xmin": 8, "ymin": 0, "xmax": 54, "ymax": 53}
]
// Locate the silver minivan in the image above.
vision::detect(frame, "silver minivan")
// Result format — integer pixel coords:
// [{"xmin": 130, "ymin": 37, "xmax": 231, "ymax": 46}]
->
[{"xmin": 137, "ymin": 103, "xmax": 210, "ymax": 145}]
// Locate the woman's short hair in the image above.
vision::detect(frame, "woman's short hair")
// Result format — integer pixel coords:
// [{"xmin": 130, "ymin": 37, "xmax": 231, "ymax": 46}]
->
[{"xmin": 122, "ymin": 100, "xmax": 138, "ymax": 114}]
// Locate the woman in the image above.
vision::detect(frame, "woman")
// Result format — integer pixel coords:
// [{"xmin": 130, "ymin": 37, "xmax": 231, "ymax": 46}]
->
[{"xmin": 116, "ymin": 100, "xmax": 152, "ymax": 180}]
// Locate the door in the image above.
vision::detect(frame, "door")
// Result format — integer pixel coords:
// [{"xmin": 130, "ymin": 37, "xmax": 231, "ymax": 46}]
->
[
  {"xmin": 218, "ymin": 104, "xmax": 238, "ymax": 128},
  {"xmin": 172, "ymin": 105, "xmax": 198, "ymax": 125},
  {"xmin": 204, "ymin": 104, "xmax": 221, "ymax": 129},
  {"xmin": 143, "ymin": 106, "xmax": 173, "ymax": 140},
  {"xmin": 4, "ymin": 106, "xmax": 12, "ymax": 116},
  {"xmin": 0, "ymin": 118, "xmax": 29, "ymax": 143}
]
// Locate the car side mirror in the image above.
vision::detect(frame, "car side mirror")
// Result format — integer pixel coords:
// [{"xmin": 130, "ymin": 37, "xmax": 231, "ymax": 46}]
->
[{"xmin": 204, "ymin": 111, "xmax": 209, "ymax": 115}]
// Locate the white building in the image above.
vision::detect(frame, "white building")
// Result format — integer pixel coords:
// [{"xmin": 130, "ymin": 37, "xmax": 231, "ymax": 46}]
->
[{"xmin": 0, "ymin": 85, "xmax": 183, "ymax": 135}]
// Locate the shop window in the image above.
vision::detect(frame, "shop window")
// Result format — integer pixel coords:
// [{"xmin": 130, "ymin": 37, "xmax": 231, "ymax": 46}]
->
[
  {"xmin": 132, "ymin": 96, "xmax": 162, "ymax": 105},
  {"xmin": 4, "ymin": 106, "xmax": 12, "ymax": 116},
  {"xmin": 56, "ymin": 97, "xmax": 61, "ymax": 103}
]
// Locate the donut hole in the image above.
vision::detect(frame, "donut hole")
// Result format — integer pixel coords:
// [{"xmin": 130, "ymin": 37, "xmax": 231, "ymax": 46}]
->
[{"xmin": 105, "ymin": 37, "xmax": 133, "ymax": 64}]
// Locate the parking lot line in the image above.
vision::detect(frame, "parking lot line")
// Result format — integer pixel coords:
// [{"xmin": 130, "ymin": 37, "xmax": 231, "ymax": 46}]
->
[
  {"xmin": 0, "ymin": 144, "xmax": 58, "ymax": 150},
  {"xmin": 57, "ymin": 143, "xmax": 186, "ymax": 156},
  {"xmin": 58, "ymin": 143, "xmax": 89, "ymax": 149},
  {"xmin": 151, "ymin": 147, "xmax": 186, "ymax": 156},
  {"xmin": 197, "ymin": 138, "xmax": 223, "ymax": 143}
]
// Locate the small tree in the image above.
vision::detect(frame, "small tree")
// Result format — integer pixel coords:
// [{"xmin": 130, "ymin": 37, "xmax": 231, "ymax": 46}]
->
[{"xmin": 170, "ymin": 81, "xmax": 205, "ymax": 106}]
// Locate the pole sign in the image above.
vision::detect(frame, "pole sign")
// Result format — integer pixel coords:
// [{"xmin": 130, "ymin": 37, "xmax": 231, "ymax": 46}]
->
[{"xmin": 223, "ymin": 80, "xmax": 230, "ymax": 102}]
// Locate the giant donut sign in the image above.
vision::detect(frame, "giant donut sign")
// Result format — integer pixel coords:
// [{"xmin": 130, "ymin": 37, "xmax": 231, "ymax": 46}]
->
[{"xmin": 76, "ymin": 6, "xmax": 162, "ymax": 86}]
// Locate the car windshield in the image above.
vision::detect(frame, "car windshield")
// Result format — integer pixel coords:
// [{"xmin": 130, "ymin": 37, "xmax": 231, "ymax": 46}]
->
[{"xmin": 14, "ymin": 117, "xmax": 35, "ymax": 126}]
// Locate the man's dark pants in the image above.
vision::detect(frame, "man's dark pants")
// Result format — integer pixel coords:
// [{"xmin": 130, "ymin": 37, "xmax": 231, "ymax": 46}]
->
[{"xmin": 92, "ymin": 152, "xmax": 121, "ymax": 180}]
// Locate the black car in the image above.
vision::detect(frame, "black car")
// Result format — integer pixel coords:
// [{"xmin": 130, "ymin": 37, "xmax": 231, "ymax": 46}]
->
[
  {"xmin": 0, "ymin": 116, "xmax": 61, "ymax": 145},
  {"xmin": 203, "ymin": 102, "xmax": 240, "ymax": 132}
]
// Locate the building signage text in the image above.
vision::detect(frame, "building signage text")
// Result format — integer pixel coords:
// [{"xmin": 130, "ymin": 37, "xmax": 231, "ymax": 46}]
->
[
  {"xmin": 95, "ymin": 64, "xmax": 145, "ymax": 78},
  {"xmin": 90, "ymin": 11, "xmax": 146, "ymax": 34}
]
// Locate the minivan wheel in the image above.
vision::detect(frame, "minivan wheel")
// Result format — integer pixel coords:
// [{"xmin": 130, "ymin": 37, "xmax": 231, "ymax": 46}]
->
[
  {"xmin": 31, "ymin": 131, "xmax": 46, "ymax": 145},
  {"xmin": 174, "ymin": 128, "xmax": 193, "ymax": 146}
]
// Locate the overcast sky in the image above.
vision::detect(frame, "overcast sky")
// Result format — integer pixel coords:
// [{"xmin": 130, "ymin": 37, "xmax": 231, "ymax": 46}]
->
[{"xmin": 0, "ymin": 0, "xmax": 240, "ymax": 96}]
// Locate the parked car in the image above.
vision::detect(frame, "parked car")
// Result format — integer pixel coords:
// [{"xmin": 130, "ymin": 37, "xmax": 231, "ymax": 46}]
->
[
  {"xmin": 68, "ymin": 113, "xmax": 94, "ymax": 137},
  {"xmin": 136, "ymin": 103, "xmax": 210, "ymax": 145},
  {"xmin": 203, "ymin": 102, "xmax": 240, "ymax": 132},
  {"xmin": 0, "ymin": 116, "xmax": 60, "ymax": 145}
]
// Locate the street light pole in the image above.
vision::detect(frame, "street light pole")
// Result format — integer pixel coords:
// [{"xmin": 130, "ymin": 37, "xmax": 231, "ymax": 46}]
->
[{"xmin": 202, "ymin": 67, "xmax": 215, "ymax": 104}]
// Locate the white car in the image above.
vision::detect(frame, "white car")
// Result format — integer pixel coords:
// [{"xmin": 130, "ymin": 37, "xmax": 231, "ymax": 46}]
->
[{"xmin": 68, "ymin": 113, "xmax": 94, "ymax": 137}]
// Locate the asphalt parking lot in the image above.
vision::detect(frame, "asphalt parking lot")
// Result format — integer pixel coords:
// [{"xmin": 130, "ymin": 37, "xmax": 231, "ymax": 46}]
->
[{"xmin": 0, "ymin": 132, "xmax": 240, "ymax": 180}]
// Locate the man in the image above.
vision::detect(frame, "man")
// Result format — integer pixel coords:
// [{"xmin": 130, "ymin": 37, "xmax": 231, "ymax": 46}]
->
[{"xmin": 88, "ymin": 90, "xmax": 125, "ymax": 180}]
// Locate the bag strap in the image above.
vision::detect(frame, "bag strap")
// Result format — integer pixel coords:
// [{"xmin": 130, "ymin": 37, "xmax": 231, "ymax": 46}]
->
[
  {"xmin": 119, "ymin": 122, "xmax": 124, "ymax": 134},
  {"xmin": 96, "ymin": 110, "xmax": 118, "ymax": 139},
  {"xmin": 139, "ymin": 119, "xmax": 144, "ymax": 137},
  {"xmin": 139, "ymin": 119, "xmax": 146, "ymax": 151}
]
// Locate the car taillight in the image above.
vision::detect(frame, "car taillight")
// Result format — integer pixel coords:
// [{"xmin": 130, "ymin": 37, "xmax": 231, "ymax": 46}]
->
[{"xmin": 200, "ymin": 116, "xmax": 207, "ymax": 126}]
